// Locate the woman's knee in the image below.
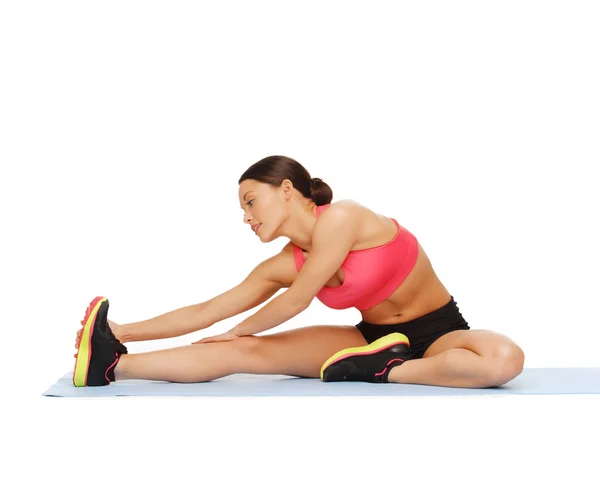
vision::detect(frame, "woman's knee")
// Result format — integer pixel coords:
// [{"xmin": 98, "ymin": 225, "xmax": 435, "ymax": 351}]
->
[
  {"xmin": 233, "ymin": 335, "xmax": 284, "ymax": 370},
  {"xmin": 488, "ymin": 344, "xmax": 525, "ymax": 386},
  {"xmin": 233, "ymin": 336, "xmax": 264, "ymax": 356}
]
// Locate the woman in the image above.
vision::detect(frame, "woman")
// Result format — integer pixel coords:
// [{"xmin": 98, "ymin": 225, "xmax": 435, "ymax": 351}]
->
[{"xmin": 73, "ymin": 155, "xmax": 525, "ymax": 388}]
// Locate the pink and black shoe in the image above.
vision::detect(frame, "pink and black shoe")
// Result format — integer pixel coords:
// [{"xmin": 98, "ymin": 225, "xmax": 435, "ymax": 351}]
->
[
  {"xmin": 320, "ymin": 333, "xmax": 412, "ymax": 383},
  {"xmin": 73, "ymin": 296, "xmax": 128, "ymax": 387}
]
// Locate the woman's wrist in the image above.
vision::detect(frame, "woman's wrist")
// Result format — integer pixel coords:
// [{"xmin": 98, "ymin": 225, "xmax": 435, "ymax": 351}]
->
[{"xmin": 113, "ymin": 322, "xmax": 131, "ymax": 343}]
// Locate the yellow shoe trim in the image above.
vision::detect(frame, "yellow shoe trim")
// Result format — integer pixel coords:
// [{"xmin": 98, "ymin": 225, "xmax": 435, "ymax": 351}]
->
[
  {"xmin": 320, "ymin": 332, "xmax": 410, "ymax": 380},
  {"xmin": 73, "ymin": 297, "xmax": 107, "ymax": 387}
]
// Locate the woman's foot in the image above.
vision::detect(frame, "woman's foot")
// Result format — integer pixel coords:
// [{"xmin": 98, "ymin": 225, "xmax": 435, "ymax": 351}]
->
[
  {"xmin": 72, "ymin": 296, "xmax": 128, "ymax": 387},
  {"xmin": 320, "ymin": 332, "xmax": 413, "ymax": 383}
]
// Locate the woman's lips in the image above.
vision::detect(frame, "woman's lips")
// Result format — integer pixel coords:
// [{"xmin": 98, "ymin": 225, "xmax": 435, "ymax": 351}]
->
[{"xmin": 254, "ymin": 224, "xmax": 262, "ymax": 234}]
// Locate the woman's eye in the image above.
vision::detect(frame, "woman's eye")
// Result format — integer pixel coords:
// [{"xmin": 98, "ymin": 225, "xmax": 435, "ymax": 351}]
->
[{"xmin": 247, "ymin": 200, "xmax": 254, "ymax": 206}]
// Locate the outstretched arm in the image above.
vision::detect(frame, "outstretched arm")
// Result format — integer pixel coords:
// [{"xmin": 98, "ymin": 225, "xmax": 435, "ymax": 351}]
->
[
  {"xmin": 120, "ymin": 255, "xmax": 283, "ymax": 342},
  {"xmin": 193, "ymin": 289, "xmax": 308, "ymax": 343}
]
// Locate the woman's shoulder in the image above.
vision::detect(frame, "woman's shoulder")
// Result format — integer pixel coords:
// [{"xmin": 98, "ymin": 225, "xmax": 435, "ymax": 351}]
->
[
  {"xmin": 323, "ymin": 199, "xmax": 382, "ymax": 224},
  {"xmin": 324, "ymin": 198, "xmax": 362, "ymax": 210},
  {"xmin": 280, "ymin": 199, "xmax": 373, "ymax": 254}
]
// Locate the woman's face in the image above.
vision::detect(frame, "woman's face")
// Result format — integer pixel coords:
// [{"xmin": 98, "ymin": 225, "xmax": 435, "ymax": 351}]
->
[{"xmin": 239, "ymin": 179, "xmax": 282, "ymax": 241}]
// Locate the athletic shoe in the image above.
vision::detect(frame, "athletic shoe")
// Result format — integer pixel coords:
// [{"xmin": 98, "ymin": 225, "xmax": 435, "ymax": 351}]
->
[
  {"xmin": 73, "ymin": 296, "xmax": 128, "ymax": 387},
  {"xmin": 320, "ymin": 332, "xmax": 412, "ymax": 383}
]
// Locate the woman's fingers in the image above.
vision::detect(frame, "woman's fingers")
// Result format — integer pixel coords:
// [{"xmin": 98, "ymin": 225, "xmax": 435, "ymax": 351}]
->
[{"xmin": 74, "ymin": 327, "xmax": 83, "ymax": 349}]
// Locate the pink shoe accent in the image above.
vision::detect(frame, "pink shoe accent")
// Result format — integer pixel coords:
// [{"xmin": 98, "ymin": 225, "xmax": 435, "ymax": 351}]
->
[
  {"xmin": 375, "ymin": 358, "xmax": 405, "ymax": 377},
  {"xmin": 105, "ymin": 353, "xmax": 119, "ymax": 383}
]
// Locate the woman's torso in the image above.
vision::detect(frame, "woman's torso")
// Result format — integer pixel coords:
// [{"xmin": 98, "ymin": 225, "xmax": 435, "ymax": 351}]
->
[{"xmin": 279, "ymin": 200, "xmax": 452, "ymax": 325}]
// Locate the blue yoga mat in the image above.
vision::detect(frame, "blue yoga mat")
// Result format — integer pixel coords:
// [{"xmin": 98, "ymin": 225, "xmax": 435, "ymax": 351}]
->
[{"xmin": 42, "ymin": 368, "xmax": 600, "ymax": 397}]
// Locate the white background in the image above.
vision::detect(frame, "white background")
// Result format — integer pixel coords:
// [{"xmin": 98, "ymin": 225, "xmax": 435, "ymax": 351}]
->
[{"xmin": 1, "ymin": 1, "xmax": 599, "ymax": 497}]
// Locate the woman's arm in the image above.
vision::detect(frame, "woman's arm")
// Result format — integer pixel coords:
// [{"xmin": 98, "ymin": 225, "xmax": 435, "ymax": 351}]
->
[{"xmin": 118, "ymin": 255, "xmax": 285, "ymax": 342}]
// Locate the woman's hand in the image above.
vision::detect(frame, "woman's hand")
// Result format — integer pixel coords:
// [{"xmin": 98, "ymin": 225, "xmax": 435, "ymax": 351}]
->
[
  {"xmin": 192, "ymin": 329, "xmax": 242, "ymax": 344},
  {"xmin": 108, "ymin": 319, "xmax": 122, "ymax": 341}
]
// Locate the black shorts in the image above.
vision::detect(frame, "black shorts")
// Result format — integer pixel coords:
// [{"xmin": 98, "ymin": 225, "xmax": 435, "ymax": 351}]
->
[{"xmin": 355, "ymin": 296, "xmax": 470, "ymax": 359}]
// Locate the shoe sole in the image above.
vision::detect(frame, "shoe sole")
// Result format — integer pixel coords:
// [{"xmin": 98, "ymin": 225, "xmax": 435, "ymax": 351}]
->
[
  {"xmin": 73, "ymin": 296, "xmax": 107, "ymax": 387},
  {"xmin": 320, "ymin": 332, "xmax": 410, "ymax": 380}
]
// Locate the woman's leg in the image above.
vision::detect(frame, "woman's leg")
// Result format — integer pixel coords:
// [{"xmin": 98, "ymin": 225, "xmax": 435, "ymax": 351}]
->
[
  {"xmin": 387, "ymin": 329, "xmax": 525, "ymax": 388},
  {"xmin": 114, "ymin": 325, "xmax": 368, "ymax": 383}
]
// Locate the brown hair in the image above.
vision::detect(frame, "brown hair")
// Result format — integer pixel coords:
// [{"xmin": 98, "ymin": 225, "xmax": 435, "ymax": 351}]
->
[{"xmin": 238, "ymin": 155, "xmax": 333, "ymax": 206}]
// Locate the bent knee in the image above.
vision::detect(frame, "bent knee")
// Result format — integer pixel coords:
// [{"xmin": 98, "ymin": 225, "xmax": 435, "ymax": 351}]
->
[{"xmin": 487, "ymin": 344, "xmax": 525, "ymax": 386}]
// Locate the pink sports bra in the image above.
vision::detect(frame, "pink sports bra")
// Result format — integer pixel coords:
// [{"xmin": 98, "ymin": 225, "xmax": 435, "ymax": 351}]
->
[{"xmin": 292, "ymin": 204, "xmax": 419, "ymax": 311}]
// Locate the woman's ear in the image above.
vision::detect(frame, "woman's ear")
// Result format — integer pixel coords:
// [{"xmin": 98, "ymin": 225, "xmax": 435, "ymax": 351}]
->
[{"xmin": 281, "ymin": 179, "xmax": 293, "ymax": 198}]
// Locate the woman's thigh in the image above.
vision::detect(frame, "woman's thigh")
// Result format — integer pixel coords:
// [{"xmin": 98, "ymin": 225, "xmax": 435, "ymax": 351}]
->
[{"xmin": 242, "ymin": 325, "xmax": 367, "ymax": 378}]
